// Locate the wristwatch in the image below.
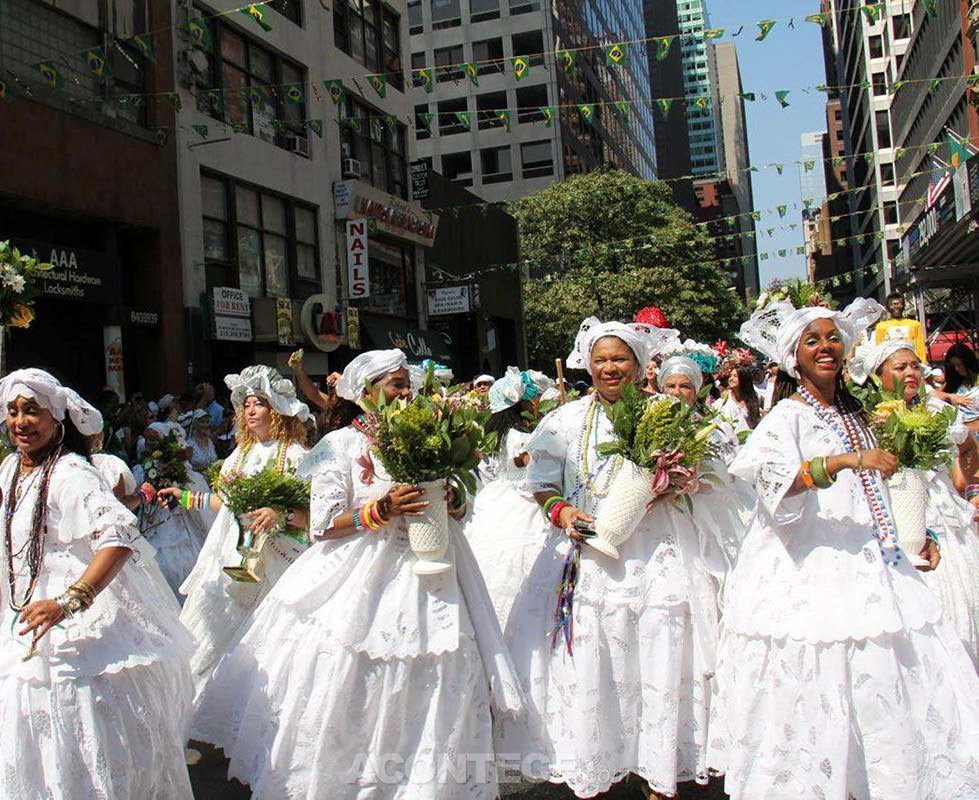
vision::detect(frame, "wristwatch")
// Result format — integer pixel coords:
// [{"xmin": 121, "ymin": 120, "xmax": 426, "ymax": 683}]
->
[{"xmin": 58, "ymin": 593, "xmax": 86, "ymax": 619}]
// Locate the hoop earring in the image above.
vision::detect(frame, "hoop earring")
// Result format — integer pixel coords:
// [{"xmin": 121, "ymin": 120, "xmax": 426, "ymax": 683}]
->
[{"xmin": 53, "ymin": 421, "xmax": 65, "ymax": 446}]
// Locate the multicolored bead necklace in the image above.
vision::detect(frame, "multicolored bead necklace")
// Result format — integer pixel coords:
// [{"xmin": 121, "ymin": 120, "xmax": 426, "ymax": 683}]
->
[
  {"xmin": 570, "ymin": 396, "xmax": 622, "ymax": 505},
  {"xmin": 797, "ymin": 385, "xmax": 902, "ymax": 565}
]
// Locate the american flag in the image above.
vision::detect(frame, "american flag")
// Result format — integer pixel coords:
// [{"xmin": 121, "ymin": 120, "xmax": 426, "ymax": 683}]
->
[{"xmin": 926, "ymin": 158, "xmax": 951, "ymax": 209}]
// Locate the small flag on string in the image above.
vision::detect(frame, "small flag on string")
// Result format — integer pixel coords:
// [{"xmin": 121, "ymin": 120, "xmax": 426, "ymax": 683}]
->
[
  {"xmin": 512, "ymin": 56, "xmax": 530, "ymax": 81},
  {"xmin": 558, "ymin": 49, "xmax": 577, "ymax": 73},
  {"xmin": 246, "ymin": 86, "xmax": 267, "ymax": 105},
  {"xmin": 455, "ymin": 111, "xmax": 471, "ymax": 130},
  {"xmin": 129, "ymin": 33, "xmax": 156, "ymax": 63},
  {"xmin": 367, "ymin": 74, "xmax": 386, "ymax": 98},
  {"xmin": 864, "ymin": 151, "xmax": 875, "ymax": 167},
  {"xmin": 241, "ymin": 4, "xmax": 272, "ymax": 31},
  {"xmin": 497, "ymin": 109, "xmax": 511, "ymax": 131},
  {"xmin": 120, "ymin": 93, "xmax": 144, "ymax": 107},
  {"xmin": 324, "ymin": 79, "xmax": 345, "ymax": 104},
  {"xmin": 751, "ymin": 211, "xmax": 761, "ymax": 221},
  {"xmin": 775, "ymin": 90, "xmax": 790, "ymax": 108},
  {"xmin": 861, "ymin": 4, "xmax": 882, "ymax": 23},
  {"xmin": 153, "ymin": 127, "xmax": 168, "ymax": 145},
  {"xmin": 766, "ymin": 228, "xmax": 775, "ymax": 238},
  {"xmin": 694, "ymin": 96, "xmax": 709, "ymax": 110},
  {"xmin": 755, "ymin": 20, "xmax": 777, "ymax": 41},
  {"xmin": 163, "ymin": 91, "xmax": 181, "ymax": 110},
  {"xmin": 344, "ymin": 115, "xmax": 361, "ymax": 133},
  {"xmin": 384, "ymin": 113, "xmax": 398, "ymax": 129},
  {"xmin": 417, "ymin": 111, "xmax": 434, "ymax": 131},
  {"xmin": 192, "ymin": 124, "xmax": 209, "ymax": 138},
  {"xmin": 806, "ymin": 13, "xmax": 827, "ymax": 27},
  {"xmin": 796, "ymin": 246, "xmax": 805, "ymax": 255},
  {"xmin": 804, "ymin": 160, "xmax": 815, "ymax": 172},
  {"xmin": 186, "ymin": 18, "xmax": 212, "ymax": 51},
  {"xmin": 578, "ymin": 104, "xmax": 595, "ymax": 125},
  {"xmin": 539, "ymin": 106, "xmax": 555, "ymax": 127},
  {"xmin": 777, "ymin": 249, "xmax": 786, "ymax": 258},
  {"xmin": 283, "ymin": 83, "xmax": 305, "ymax": 104},
  {"xmin": 777, "ymin": 205, "xmax": 787, "ymax": 217},
  {"xmin": 33, "ymin": 61, "xmax": 61, "ymax": 89},
  {"xmin": 605, "ymin": 43, "xmax": 627, "ymax": 65},
  {"xmin": 414, "ymin": 68, "xmax": 433, "ymax": 93},
  {"xmin": 703, "ymin": 28, "xmax": 725, "ymax": 40},
  {"xmin": 614, "ymin": 100, "xmax": 631, "ymax": 118},
  {"xmin": 924, "ymin": 0, "xmax": 938, "ymax": 17},
  {"xmin": 775, "ymin": 163, "xmax": 784, "ymax": 174},
  {"xmin": 739, "ymin": 92, "xmax": 755, "ymax": 102},
  {"xmin": 760, "ymin": 253, "xmax": 769, "ymax": 261},
  {"xmin": 82, "ymin": 48, "xmax": 110, "ymax": 81},
  {"xmin": 202, "ymin": 89, "xmax": 223, "ymax": 114},
  {"xmin": 463, "ymin": 63, "xmax": 479, "ymax": 85},
  {"xmin": 656, "ymin": 98, "xmax": 673, "ymax": 118},
  {"xmin": 655, "ymin": 36, "xmax": 676, "ymax": 61},
  {"xmin": 232, "ymin": 122, "xmax": 247, "ymax": 134},
  {"xmin": 305, "ymin": 119, "xmax": 323, "ymax": 137},
  {"xmin": 891, "ymin": 80, "xmax": 905, "ymax": 94},
  {"xmin": 929, "ymin": 78, "xmax": 941, "ymax": 95}
]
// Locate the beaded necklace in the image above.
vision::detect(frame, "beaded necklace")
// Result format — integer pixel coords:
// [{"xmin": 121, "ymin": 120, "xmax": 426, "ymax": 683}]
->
[
  {"xmin": 797, "ymin": 385, "xmax": 902, "ymax": 565},
  {"xmin": 569, "ymin": 396, "xmax": 622, "ymax": 504},
  {"xmin": 232, "ymin": 439, "xmax": 288, "ymax": 476}
]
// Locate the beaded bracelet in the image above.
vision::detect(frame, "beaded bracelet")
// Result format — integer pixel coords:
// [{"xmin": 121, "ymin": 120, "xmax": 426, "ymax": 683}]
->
[
  {"xmin": 137, "ymin": 484, "xmax": 155, "ymax": 505},
  {"xmin": 965, "ymin": 484, "xmax": 979, "ymax": 501}
]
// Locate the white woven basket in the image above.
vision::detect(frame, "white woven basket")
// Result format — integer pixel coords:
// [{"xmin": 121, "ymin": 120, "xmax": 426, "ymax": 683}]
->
[
  {"xmin": 407, "ymin": 479, "xmax": 452, "ymax": 575},
  {"xmin": 885, "ymin": 468, "xmax": 929, "ymax": 566},
  {"xmin": 589, "ymin": 460, "xmax": 653, "ymax": 559}
]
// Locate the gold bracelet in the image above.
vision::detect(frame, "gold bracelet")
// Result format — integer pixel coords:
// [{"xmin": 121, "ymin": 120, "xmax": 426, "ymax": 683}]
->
[{"xmin": 856, "ymin": 450, "xmax": 863, "ymax": 471}]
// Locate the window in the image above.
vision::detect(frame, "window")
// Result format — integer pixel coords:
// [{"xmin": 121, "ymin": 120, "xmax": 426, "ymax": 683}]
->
[
  {"xmin": 509, "ymin": 0, "xmax": 540, "ymax": 15},
  {"xmin": 334, "ymin": 0, "xmax": 403, "ymax": 89},
  {"xmin": 883, "ymin": 201, "xmax": 898, "ymax": 226},
  {"xmin": 201, "ymin": 172, "xmax": 320, "ymax": 299},
  {"xmin": 521, "ymin": 140, "xmax": 553, "ymax": 178},
  {"xmin": 473, "ymin": 37, "xmax": 504, "ymax": 74},
  {"xmin": 442, "ymin": 152, "xmax": 473, "ymax": 184},
  {"xmin": 880, "ymin": 161, "xmax": 894, "ymax": 185},
  {"xmin": 871, "ymin": 71, "xmax": 886, "ymax": 95},
  {"xmin": 340, "ymin": 97, "xmax": 408, "ymax": 198},
  {"xmin": 435, "ymin": 44, "xmax": 464, "ymax": 81},
  {"xmin": 470, "ymin": 0, "xmax": 500, "ymax": 23},
  {"xmin": 194, "ymin": 17, "xmax": 307, "ymax": 152},
  {"xmin": 411, "ymin": 51, "xmax": 427, "ymax": 69},
  {"xmin": 269, "ymin": 0, "xmax": 300, "ymax": 25},
  {"xmin": 431, "ymin": 0, "xmax": 461, "ymax": 29},
  {"xmin": 415, "ymin": 103, "xmax": 431, "ymax": 140},
  {"xmin": 875, "ymin": 109, "xmax": 891, "ymax": 148},
  {"xmin": 438, "ymin": 97, "xmax": 469, "ymax": 134},
  {"xmin": 481, "ymin": 146, "xmax": 512, "ymax": 183},
  {"xmin": 893, "ymin": 12, "xmax": 911, "ymax": 40},
  {"xmin": 356, "ymin": 239, "xmax": 416, "ymax": 317},
  {"xmin": 477, "ymin": 91, "xmax": 507, "ymax": 129},
  {"xmin": 868, "ymin": 35, "xmax": 884, "ymax": 59},
  {"xmin": 512, "ymin": 30, "xmax": 545, "ymax": 66},
  {"xmin": 516, "ymin": 83, "xmax": 548, "ymax": 122},
  {"xmin": 408, "ymin": 0, "xmax": 422, "ymax": 33}
]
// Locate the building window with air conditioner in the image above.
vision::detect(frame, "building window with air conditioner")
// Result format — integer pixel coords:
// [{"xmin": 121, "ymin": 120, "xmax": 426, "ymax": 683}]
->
[{"xmin": 339, "ymin": 96, "xmax": 409, "ymax": 198}]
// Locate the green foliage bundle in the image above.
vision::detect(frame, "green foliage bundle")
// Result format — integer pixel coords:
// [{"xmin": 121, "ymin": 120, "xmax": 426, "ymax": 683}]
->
[
  {"xmin": 0, "ymin": 240, "xmax": 53, "ymax": 329},
  {"xmin": 214, "ymin": 461, "xmax": 311, "ymax": 518},
  {"xmin": 139, "ymin": 432, "xmax": 189, "ymax": 490},
  {"xmin": 753, "ymin": 277, "xmax": 837, "ymax": 312}
]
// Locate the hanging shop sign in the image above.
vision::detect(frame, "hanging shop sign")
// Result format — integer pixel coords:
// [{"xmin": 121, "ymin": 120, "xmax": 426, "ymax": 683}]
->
[
  {"xmin": 300, "ymin": 293, "xmax": 345, "ymax": 353},
  {"xmin": 334, "ymin": 180, "xmax": 439, "ymax": 246},
  {"xmin": 409, "ymin": 160, "xmax": 430, "ymax": 201},
  {"xmin": 212, "ymin": 286, "xmax": 253, "ymax": 341},
  {"xmin": 346, "ymin": 219, "xmax": 370, "ymax": 298},
  {"xmin": 8, "ymin": 238, "xmax": 120, "ymax": 305},
  {"xmin": 427, "ymin": 284, "xmax": 472, "ymax": 316},
  {"xmin": 359, "ymin": 313, "xmax": 453, "ymax": 364}
]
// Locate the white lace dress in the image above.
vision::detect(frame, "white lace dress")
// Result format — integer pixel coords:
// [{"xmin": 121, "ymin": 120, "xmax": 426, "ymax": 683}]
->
[
  {"xmin": 920, "ymin": 396, "xmax": 979, "ymax": 668},
  {"xmin": 179, "ymin": 439, "xmax": 308, "ymax": 694},
  {"xmin": 464, "ymin": 429, "xmax": 552, "ymax": 628},
  {"xmin": 496, "ymin": 396, "xmax": 716, "ymax": 798},
  {"xmin": 709, "ymin": 400, "xmax": 979, "ymax": 800},
  {"xmin": 193, "ymin": 426, "xmax": 524, "ymax": 799},
  {"xmin": 0, "ymin": 453, "xmax": 194, "ymax": 799}
]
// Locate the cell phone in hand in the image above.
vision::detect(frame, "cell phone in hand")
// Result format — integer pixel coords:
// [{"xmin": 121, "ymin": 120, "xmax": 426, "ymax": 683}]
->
[
  {"xmin": 162, "ymin": 493, "xmax": 179, "ymax": 511},
  {"xmin": 571, "ymin": 519, "xmax": 597, "ymax": 537}
]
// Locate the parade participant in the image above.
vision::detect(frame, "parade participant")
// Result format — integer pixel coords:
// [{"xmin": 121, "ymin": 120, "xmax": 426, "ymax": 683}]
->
[
  {"xmin": 193, "ymin": 349, "xmax": 523, "ymax": 799},
  {"xmin": 850, "ymin": 339, "xmax": 979, "ymax": 667},
  {"xmin": 0, "ymin": 369, "xmax": 194, "ymax": 799},
  {"xmin": 498, "ymin": 318, "xmax": 720, "ymax": 799},
  {"xmin": 183, "ymin": 409, "xmax": 218, "ymax": 472},
  {"xmin": 940, "ymin": 342, "xmax": 979, "ymax": 428},
  {"xmin": 473, "ymin": 373, "xmax": 495, "ymax": 394},
  {"xmin": 164, "ymin": 365, "xmax": 310, "ymax": 693},
  {"xmin": 716, "ymin": 360, "xmax": 761, "ymax": 433},
  {"xmin": 640, "ymin": 356, "xmax": 659, "ymax": 396},
  {"xmin": 873, "ymin": 290, "xmax": 927, "ymax": 361},
  {"xmin": 465, "ymin": 366, "xmax": 555, "ymax": 626},
  {"xmin": 709, "ymin": 297, "xmax": 979, "ymax": 800}
]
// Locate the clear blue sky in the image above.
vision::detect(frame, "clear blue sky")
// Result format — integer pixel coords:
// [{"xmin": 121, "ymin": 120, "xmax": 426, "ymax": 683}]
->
[{"xmin": 705, "ymin": 0, "xmax": 830, "ymax": 286}]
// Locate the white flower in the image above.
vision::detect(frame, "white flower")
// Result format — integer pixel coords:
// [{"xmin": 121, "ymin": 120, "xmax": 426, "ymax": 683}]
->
[{"xmin": 2, "ymin": 273, "xmax": 25, "ymax": 293}]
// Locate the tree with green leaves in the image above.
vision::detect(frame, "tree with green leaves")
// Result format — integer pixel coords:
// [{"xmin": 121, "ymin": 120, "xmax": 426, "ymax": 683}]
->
[{"xmin": 513, "ymin": 170, "xmax": 745, "ymax": 369}]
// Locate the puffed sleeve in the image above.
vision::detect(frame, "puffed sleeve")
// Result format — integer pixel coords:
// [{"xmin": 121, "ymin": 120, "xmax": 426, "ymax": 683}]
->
[
  {"xmin": 729, "ymin": 403, "xmax": 806, "ymax": 525},
  {"xmin": 301, "ymin": 430, "xmax": 354, "ymax": 537},
  {"xmin": 524, "ymin": 402, "xmax": 576, "ymax": 495},
  {"xmin": 51, "ymin": 457, "xmax": 139, "ymax": 551}
]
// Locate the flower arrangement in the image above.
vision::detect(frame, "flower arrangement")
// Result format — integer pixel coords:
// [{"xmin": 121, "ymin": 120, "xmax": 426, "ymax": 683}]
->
[
  {"xmin": 753, "ymin": 278, "xmax": 836, "ymax": 313},
  {"xmin": 363, "ymin": 391, "xmax": 496, "ymax": 499},
  {"xmin": 139, "ymin": 432, "xmax": 188, "ymax": 490},
  {"xmin": 213, "ymin": 461, "xmax": 311, "ymax": 521},
  {"xmin": 0, "ymin": 241, "xmax": 53, "ymax": 329},
  {"xmin": 598, "ymin": 384, "xmax": 720, "ymax": 507}
]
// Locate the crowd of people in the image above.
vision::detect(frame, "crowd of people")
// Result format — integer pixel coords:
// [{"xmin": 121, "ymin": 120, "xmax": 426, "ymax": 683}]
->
[{"xmin": 2, "ymin": 287, "xmax": 979, "ymax": 800}]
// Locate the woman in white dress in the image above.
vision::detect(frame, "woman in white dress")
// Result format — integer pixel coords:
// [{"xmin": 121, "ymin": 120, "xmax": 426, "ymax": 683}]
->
[
  {"xmin": 193, "ymin": 349, "xmax": 524, "ymax": 799},
  {"xmin": 497, "ymin": 317, "xmax": 719, "ymax": 799},
  {"xmin": 709, "ymin": 298, "xmax": 979, "ymax": 799},
  {"xmin": 849, "ymin": 338, "xmax": 979, "ymax": 668},
  {"xmin": 163, "ymin": 365, "xmax": 310, "ymax": 693},
  {"xmin": 465, "ymin": 366, "xmax": 554, "ymax": 627},
  {"xmin": 0, "ymin": 369, "xmax": 194, "ymax": 799}
]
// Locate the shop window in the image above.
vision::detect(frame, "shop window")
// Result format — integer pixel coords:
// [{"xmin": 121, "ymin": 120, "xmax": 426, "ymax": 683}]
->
[
  {"xmin": 442, "ymin": 152, "xmax": 474, "ymax": 184},
  {"xmin": 512, "ymin": 30, "xmax": 545, "ymax": 65},
  {"xmin": 477, "ymin": 91, "xmax": 507, "ymax": 129},
  {"xmin": 470, "ymin": 0, "xmax": 500, "ymax": 23},
  {"xmin": 473, "ymin": 37, "xmax": 504, "ymax": 74},
  {"xmin": 334, "ymin": 0, "xmax": 403, "ymax": 90},
  {"xmin": 521, "ymin": 140, "xmax": 553, "ymax": 178},
  {"xmin": 438, "ymin": 96, "xmax": 469, "ymax": 134},
  {"xmin": 516, "ymin": 83, "xmax": 548, "ymax": 122},
  {"xmin": 340, "ymin": 96, "xmax": 408, "ymax": 198},
  {"xmin": 435, "ymin": 44, "xmax": 464, "ymax": 81},
  {"xmin": 431, "ymin": 0, "xmax": 461, "ymax": 29},
  {"xmin": 481, "ymin": 146, "xmax": 512, "ymax": 183}
]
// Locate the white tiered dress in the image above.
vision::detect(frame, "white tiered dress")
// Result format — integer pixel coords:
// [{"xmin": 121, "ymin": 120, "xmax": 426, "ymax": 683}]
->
[
  {"xmin": 496, "ymin": 396, "xmax": 717, "ymax": 798},
  {"xmin": 179, "ymin": 439, "xmax": 308, "ymax": 693},
  {"xmin": 709, "ymin": 399, "xmax": 979, "ymax": 800},
  {"xmin": 0, "ymin": 453, "xmax": 194, "ymax": 799},
  {"xmin": 464, "ymin": 428, "xmax": 552, "ymax": 627},
  {"xmin": 193, "ymin": 425, "xmax": 524, "ymax": 799}
]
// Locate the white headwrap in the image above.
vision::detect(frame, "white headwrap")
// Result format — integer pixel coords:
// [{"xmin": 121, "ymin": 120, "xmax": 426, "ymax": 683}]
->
[
  {"xmin": 146, "ymin": 420, "xmax": 188, "ymax": 447},
  {"xmin": 0, "ymin": 368, "xmax": 103, "ymax": 436},
  {"xmin": 157, "ymin": 393, "xmax": 175, "ymax": 412},
  {"xmin": 567, "ymin": 316, "xmax": 680, "ymax": 375},
  {"xmin": 474, "ymin": 374, "xmax": 496, "ymax": 386},
  {"xmin": 848, "ymin": 339, "xmax": 918, "ymax": 386},
  {"xmin": 335, "ymin": 349, "xmax": 408, "ymax": 401},
  {"xmin": 488, "ymin": 366, "xmax": 555, "ymax": 413},
  {"xmin": 658, "ymin": 356, "xmax": 704, "ymax": 392},
  {"xmin": 225, "ymin": 365, "xmax": 310, "ymax": 421},
  {"xmin": 739, "ymin": 297, "xmax": 884, "ymax": 379}
]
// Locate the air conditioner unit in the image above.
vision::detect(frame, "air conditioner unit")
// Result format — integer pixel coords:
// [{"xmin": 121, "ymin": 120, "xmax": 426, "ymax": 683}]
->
[
  {"xmin": 342, "ymin": 158, "xmax": 362, "ymax": 179},
  {"xmin": 289, "ymin": 133, "xmax": 310, "ymax": 157}
]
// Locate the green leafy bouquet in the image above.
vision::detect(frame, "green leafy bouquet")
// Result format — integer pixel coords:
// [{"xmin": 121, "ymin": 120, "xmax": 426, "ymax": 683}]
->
[
  {"xmin": 598, "ymin": 384, "xmax": 720, "ymax": 507},
  {"xmin": 0, "ymin": 240, "xmax": 54, "ymax": 329},
  {"xmin": 140, "ymin": 432, "xmax": 189, "ymax": 490},
  {"xmin": 363, "ymin": 391, "xmax": 496, "ymax": 499},
  {"xmin": 753, "ymin": 277, "xmax": 837, "ymax": 313},
  {"xmin": 213, "ymin": 461, "xmax": 311, "ymax": 520}
]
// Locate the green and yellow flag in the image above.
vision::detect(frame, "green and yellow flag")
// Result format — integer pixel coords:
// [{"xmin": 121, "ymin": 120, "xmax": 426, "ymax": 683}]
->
[
  {"xmin": 755, "ymin": 20, "xmax": 776, "ymax": 41},
  {"xmin": 186, "ymin": 18, "xmax": 212, "ymax": 51},
  {"xmin": 775, "ymin": 163, "xmax": 784, "ymax": 174},
  {"xmin": 368, "ymin": 74, "xmax": 386, "ymax": 98},
  {"xmin": 511, "ymin": 56, "xmax": 530, "ymax": 81},
  {"xmin": 417, "ymin": 111, "xmax": 434, "ymax": 131},
  {"xmin": 163, "ymin": 91, "xmax": 181, "ymax": 110},
  {"xmin": 861, "ymin": 4, "xmax": 883, "ymax": 24},
  {"xmin": 202, "ymin": 89, "xmax": 223, "ymax": 114},
  {"xmin": 694, "ymin": 96, "xmax": 709, "ymax": 110},
  {"xmin": 656, "ymin": 98, "xmax": 673, "ymax": 118},
  {"xmin": 247, "ymin": 86, "xmax": 266, "ymax": 104},
  {"xmin": 82, "ymin": 48, "xmax": 109, "ymax": 81},
  {"xmin": 283, "ymin": 83, "xmax": 305, "ymax": 104},
  {"xmin": 614, "ymin": 100, "xmax": 631, "ymax": 118},
  {"xmin": 703, "ymin": 28, "xmax": 724, "ymax": 40},
  {"xmin": 775, "ymin": 90, "xmax": 790, "ymax": 108},
  {"xmin": 539, "ymin": 106, "xmax": 555, "ymax": 127},
  {"xmin": 129, "ymin": 33, "xmax": 156, "ymax": 63},
  {"xmin": 605, "ymin": 43, "xmax": 627, "ymax": 65},
  {"xmin": 739, "ymin": 92, "xmax": 755, "ymax": 102},
  {"xmin": 324, "ymin": 79, "xmax": 345, "ymax": 104},
  {"xmin": 777, "ymin": 205, "xmax": 787, "ymax": 217},
  {"xmin": 497, "ymin": 109, "xmax": 511, "ymax": 131},
  {"xmin": 192, "ymin": 124, "xmax": 209, "ymax": 138},
  {"xmin": 241, "ymin": 4, "xmax": 272, "ymax": 32},
  {"xmin": 305, "ymin": 119, "xmax": 323, "ymax": 138},
  {"xmin": 414, "ymin": 68, "xmax": 433, "ymax": 93},
  {"xmin": 655, "ymin": 36, "xmax": 676, "ymax": 61},
  {"xmin": 579, "ymin": 104, "xmax": 595, "ymax": 125},
  {"xmin": 463, "ymin": 63, "xmax": 479, "ymax": 85},
  {"xmin": 455, "ymin": 111, "xmax": 472, "ymax": 130},
  {"xmin": 558, "ymin": 49, "xmax": 577, "ymax": 73},
  {"xmin": 33, "ymin": 61, "xmax": 61, "ymax": 89},
  {"xmin": 805, "ymin": 13, "xmax": 827, "ymax": 27}
]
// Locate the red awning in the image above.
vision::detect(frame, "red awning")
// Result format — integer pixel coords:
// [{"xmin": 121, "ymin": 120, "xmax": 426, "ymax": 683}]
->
[{"xmin": 928, "ymin": 329, "xmax": 974, "ymax": 363}]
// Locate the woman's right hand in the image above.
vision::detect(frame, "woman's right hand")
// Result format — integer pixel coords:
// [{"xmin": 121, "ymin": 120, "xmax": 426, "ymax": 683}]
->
[
  {"xmin": 854, "ymin": 448, "xmax": 898, "ymax": 478},
  {"xmin": 382, "ymin": 484, "xmax": 428, "ymax": 517},
  {"xmin": 556, "ymin": 505, "xmax": 593, "ymax": 540},
  {"xmin": 155, "ymin": 487, "xmax": 179, "ymax": 503}
]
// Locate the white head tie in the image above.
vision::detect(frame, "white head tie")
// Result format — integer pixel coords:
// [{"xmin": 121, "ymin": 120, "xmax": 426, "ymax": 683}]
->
[
  {"xmin": 848, "ymin": 339, "xmax": 918, "ymax": 386},
  {"xmin": 488, "ymin": 367, "xmax": 555, "ymax": 413},
  {"xmin": 474, "ymin": 374, "xmax": 495, "ymax": 386},
  {"xmin": 658, "ymin": 357, "xmax": 704, "ymax": 392},
  {"xmin": 0, "ymin": 368, "xmax": 103, "ymax": 436},
  {"xmin": 567, "ymin": 316, "xmax": 680, "ymax": 376},
  {"xmin": 225, "ymin": 365, "xmax": 310, "ymax": 421},
  {"xmin": 335, "ymin": 349, "xmax": 408, "ymax": 401},
  {"xmin": 147, "ymin": 420, "xmax": 188, "ymax": 447},
  {"xmin": 739, "ymin": 297, "xmax": 883, "ymax": 379}
]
